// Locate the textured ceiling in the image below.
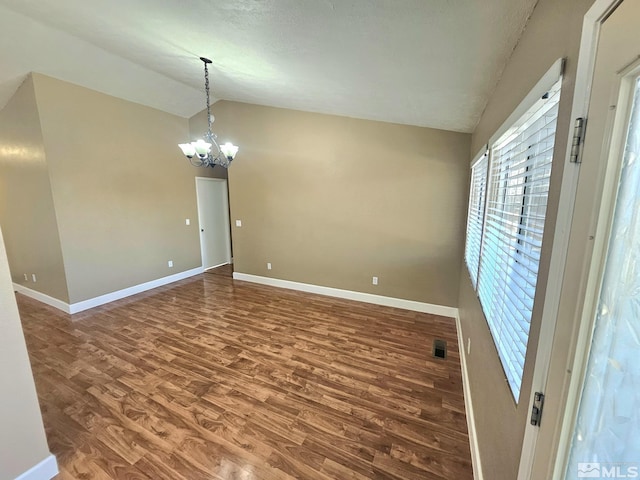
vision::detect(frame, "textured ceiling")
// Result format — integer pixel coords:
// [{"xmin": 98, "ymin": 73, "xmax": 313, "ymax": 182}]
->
[{"xmin": 0, "ymin": 0, "xmax": 538, "ymax": 132}]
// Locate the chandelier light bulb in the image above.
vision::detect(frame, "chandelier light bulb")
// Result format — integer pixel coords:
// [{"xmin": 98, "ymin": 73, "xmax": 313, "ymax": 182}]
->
[
  {"xmin": 178, "ymin": 143, "xmax": 196, "ymax": 158},
  {"xmin": 220, "ymin": 142, "xmax": 239, "ymax": 160},
  {"xmin": 192, "ymin": 139, "xmax": 212, "ymax": 159}
]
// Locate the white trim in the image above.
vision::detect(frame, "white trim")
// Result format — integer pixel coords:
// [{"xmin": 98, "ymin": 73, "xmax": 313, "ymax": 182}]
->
[
  {"xmin": 12, "ymin": 284, "xmax": 71, "ymax": 313},
  {"xmin": 470, "ymin": 146, "xmax": 488, "ymax": 168},
  {"xmin": 518, "ymin": 1, "xmax": 622, "ymax": 479},
  {"xmin": 455, "ymin": 313, "xmax": 484, "ymax": 480},
  {"xmin": 232, "ymin": 272, "xmax": 458, "ymax": 317},
  {"xmin": 14, "ymin": 454, "xmax": 58, "ymax": 480},
  {"xmin": 203, "ymin": 262, "xmax": 230, "ymax": 272},
  {"xmin": 489, "ymin": 58, "xmax": 564, "ymax": 147},
  {"xmin": 68, "ymin": 267, "xmax": 203, "ymax": 313},
  {"xmin": 14, "ymin": 267, "xmax": 203, "ymax": 314}
]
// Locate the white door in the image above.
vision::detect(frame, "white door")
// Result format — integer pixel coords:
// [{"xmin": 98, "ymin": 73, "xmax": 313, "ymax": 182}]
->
[
  {"xmin": 555, "ymin": 1, "xmax": 640, "ymax": 477},
  {"xmin": 195, "ymin": 177, "xmax": 231, "ymax": 270}
]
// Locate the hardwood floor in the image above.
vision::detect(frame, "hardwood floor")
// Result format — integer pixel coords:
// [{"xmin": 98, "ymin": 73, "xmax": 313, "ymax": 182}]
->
[
  {"xmin": 18, "ymin": 273, "xmax": 473, "ymax": 479},
  {"xmin": 204, "ymin": 263, "xmax": 234, "ymax": 278}
]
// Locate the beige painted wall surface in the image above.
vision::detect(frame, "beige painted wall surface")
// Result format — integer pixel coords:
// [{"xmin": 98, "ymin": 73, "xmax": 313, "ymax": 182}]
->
[
  {"xmin": 0, "ymin": 226, "xmax": 52, "ymax": 479},
  {"xmin": 457, "ymin": 0, "xmax": 595, "ymax": 478},
  {"xmin": 212, "ymin": 101, "xmax": 470, "ymax": 307},
  {"xmin": 0, "ymin": 75, "xmax": 69, "ymax": 302},
  {"xmin": 32, "ymin": 74, "xmax": 204, "ymax": 304}
]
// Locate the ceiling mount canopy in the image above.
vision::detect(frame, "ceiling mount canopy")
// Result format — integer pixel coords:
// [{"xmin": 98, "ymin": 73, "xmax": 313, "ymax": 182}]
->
[{"xmin": 178, "ymin": 56, "xmax": 238, "ymax": 168}]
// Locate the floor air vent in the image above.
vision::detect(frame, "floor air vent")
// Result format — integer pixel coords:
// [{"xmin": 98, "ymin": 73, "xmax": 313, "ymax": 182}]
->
[{"xmin": 433, "ymin": 339, "xmax": 447, "ymax": 359}]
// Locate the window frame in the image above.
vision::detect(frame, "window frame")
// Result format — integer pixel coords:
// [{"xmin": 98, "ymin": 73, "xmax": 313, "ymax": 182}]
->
[{"xmin": 464, "ymin": 59, "xmax": 564, "ymax": 402}]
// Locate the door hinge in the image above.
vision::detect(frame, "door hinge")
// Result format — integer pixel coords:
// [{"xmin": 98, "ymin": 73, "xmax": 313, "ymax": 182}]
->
[
  {"xmin": 530, "ymin": 392, "xmax": 545, "ymax": 427},
  {"xmin": 570, "ymin": 117, "xmax": 586, "ymax": 163}
]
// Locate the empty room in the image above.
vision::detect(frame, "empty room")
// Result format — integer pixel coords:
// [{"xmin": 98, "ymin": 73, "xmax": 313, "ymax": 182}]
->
[{"xmin": 1, "ymin": 0, "xmax": 638, "ymax": 479}]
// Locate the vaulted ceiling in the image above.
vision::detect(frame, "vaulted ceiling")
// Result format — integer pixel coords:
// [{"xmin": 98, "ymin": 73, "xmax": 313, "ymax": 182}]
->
[{"xmin": 0, "ymin": 0, "xmax": 538, "ymax": 133}]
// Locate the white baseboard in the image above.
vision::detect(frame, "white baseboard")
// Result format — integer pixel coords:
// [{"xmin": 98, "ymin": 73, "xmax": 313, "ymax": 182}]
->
[
  {"xmin": 232, "ymin": 272, "xmax": 458, "ymax": 317},
  {"xmin": 203, "ymin": 261, "xmax": 230, "ymax": 272},
  {"xmin": 14, "ymin": 267, "xmax": 203, "ymax": 314},
  {"xmin": 12, "ymin": 284, "xmax": 70, "ymax": 313},
  {"xmin": 68, "ymin": 266, "xmax": 204, "ymax": 313},
  {"xmin": 14, "ymin": 454, "xmax": 58, "ymax": 480},
  {"xmin": 455, "ymin": 313, "xmax": 483, "ymax": 480}
]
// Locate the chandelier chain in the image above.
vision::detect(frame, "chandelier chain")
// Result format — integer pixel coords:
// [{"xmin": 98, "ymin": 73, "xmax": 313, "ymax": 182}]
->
[{"xmin": 204, "ymin": 61, "xmax": 212, "ymax": 132}]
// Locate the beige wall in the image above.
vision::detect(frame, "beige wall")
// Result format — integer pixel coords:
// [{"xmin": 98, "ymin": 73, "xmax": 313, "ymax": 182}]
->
[
  {"xmin": 0, "ymin": 225, "xmax": 52, "ymax": 479},
  {"xmin": 0, "ymin": 75, "xmax": 69, "ymax": 302},
  {"xmin": 31, "ymin": 74, "xmax": 205, "ymax": 303},
  {"xmin": 457, "ymin": 0, "xmax": 595, "ymax": 478},
  {"xmin": 211, "ymin": 101, "xmax": 470, "ymax": 307}
]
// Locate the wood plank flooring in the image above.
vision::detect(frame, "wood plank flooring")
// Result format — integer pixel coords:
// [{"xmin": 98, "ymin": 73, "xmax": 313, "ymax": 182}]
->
[
  {"xmin": 17, "ymin": 272, "xmax": 473, "ymax": 480},
  {"xmin": 204, "ymin": 264, "xmax": 234, "ymax": 278}
]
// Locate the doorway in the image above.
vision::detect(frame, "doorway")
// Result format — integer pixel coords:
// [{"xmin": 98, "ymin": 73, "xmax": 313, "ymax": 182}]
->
[{"xmin": 195, "ymin": 177, "xmax": 232, "ymax": 271}]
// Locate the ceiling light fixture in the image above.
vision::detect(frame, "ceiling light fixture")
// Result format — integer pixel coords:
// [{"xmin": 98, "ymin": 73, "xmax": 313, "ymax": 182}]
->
[{"xmin": 178, "ymin": 57, "xmax": 238, "ymax": 168}]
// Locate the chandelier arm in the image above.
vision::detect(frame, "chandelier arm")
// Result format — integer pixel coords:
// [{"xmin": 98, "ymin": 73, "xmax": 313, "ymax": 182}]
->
[
  {"xmin": 189, "ymin": 156, "xmax": 205, "ymax": 168},
  {"xmin": 210, "ymin": 135, "xmax": 222, "ymax": 152},
  {"xmin": 203, "ymin": 130, "xmax": 223, "ymax": 158}
]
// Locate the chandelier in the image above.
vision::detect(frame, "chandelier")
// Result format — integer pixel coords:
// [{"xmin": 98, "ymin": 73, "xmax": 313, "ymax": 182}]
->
[{"xmin": 178, "ymin": 57, "xmax": 238, "ymax": 168}]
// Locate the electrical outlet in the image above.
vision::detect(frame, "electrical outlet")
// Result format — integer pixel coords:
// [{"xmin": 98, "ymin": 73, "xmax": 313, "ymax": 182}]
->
[
  {"xmin": 32, "ymin": 274, "xmax": 37, "ymax": 282},
  {"xmin": 185, "ymin": 218, "xmax": 190, "ymax": 226},
  {"xmin": 372, "ymin": 276, "xmax": 378, "ymax": 285},
  {"xmin": 24, "ymin": 273, "xmax": 28, "ymax": 281},
  {"xmin": 267, "ymin": 262, "xmax": 272, "ymax": 270},
  {"xmin": 235, "ymin": 220, "xmax": 242, "ymax": 227},
  {"xmin": 467, "ymin": 337, "xmax": 471, "ymax": 356},
  {"xmin": 168, "ymin": 260, "xmax": 173, "ymax": 268}
]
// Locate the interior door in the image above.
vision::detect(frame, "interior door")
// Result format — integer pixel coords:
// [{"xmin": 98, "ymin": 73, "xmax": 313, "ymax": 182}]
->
[
  {"xmin": 196, "ymin": 177, "xmax": 231, "ymax": 270},
  {"xmin": 554, "ymin": 1, "xmax": 640, "ymax": 477}
]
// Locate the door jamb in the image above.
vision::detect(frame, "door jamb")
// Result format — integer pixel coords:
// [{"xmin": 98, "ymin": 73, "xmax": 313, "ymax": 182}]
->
[
  {"xmin": 552, "ymin": 2, "xmax": 639, "ymax": 478},
  {"xmin": 517, "ymin": 0, "xmax": 623, "ymax": 478}
]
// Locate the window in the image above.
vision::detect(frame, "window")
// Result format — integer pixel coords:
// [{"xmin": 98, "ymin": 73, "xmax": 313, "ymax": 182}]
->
[
  {"xmin": 464, "ymin": 71, "xmax": 562, "ymax": 401},
  {"xmin": 465, "ymin": 153, "xmax": 488, "ymax": 288}
]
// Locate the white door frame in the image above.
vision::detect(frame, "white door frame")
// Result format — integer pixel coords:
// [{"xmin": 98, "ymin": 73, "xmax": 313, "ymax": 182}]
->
[
  {"xmin": 195, "ymin": 177, "xmax": 232, "ymax": 270},
  {"xmin": 551, "ymin": 1, "xmax": 637, "ymax": 478},
  {"xmin": 517, "ymin": 1, "xmax": 624, "ymax": 478}
]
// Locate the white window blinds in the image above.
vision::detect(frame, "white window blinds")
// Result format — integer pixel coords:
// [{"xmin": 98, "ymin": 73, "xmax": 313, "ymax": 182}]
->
[
  {"xmin": 465, "ymin": 154, "xmax": 488, "ymax": 288},
  {"xmin": 474, "ymin": 78, "xmax": 562, "ymax": 401}
]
